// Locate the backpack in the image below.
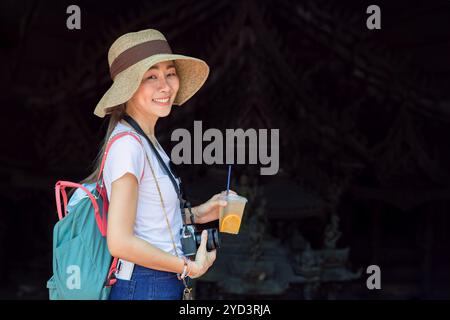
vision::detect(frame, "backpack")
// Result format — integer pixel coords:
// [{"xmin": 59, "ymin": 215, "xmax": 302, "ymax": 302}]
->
[{"xmin": 46, "ymin": 131, "xmax": 143, "ymax": 300}]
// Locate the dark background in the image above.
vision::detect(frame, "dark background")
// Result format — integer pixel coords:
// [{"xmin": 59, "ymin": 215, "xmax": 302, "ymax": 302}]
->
[{"xmin": 1, "ymin": 0, "xmax": 450, "ymax": 299}]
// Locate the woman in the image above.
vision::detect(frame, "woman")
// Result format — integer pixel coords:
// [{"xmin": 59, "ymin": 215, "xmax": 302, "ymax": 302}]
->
[{"xmin": 82, "ymin": 29, "xmax": 233, "ymax": 300}]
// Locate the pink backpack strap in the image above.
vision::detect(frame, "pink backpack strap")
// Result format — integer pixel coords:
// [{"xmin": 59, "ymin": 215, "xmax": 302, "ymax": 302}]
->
[
  {"xmin": 96, "ymin": 131, "xmax": 146, "ymax": 232},
  {"xmin": 96, "ymin": 131, "xmax": 145, "ymax": 183},
  {"xmin": 105, "ymin": 257, "xmax": 119, "ymax": 287},
  {"xmin": 54, "ymin": 131, "xmax": 145, "ymax": 229},
  {"xmin": 96, "ymin": 131, "xmax": 145, "ymax": 287},
  {"xmin": 55, "ymin": 181, "xmax": 103, "ymax": 234}
]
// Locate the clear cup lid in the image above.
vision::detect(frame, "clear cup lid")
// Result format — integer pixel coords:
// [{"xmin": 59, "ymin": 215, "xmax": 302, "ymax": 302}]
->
[{"xmin": 220, "ymin": 193, "xmax": 247, "ymax": 202}]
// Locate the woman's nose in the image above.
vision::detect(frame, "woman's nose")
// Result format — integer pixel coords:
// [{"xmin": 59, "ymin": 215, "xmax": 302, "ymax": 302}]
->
[{"xmin": 157, "ymin": 77, "xmax": 171, "ymax": 92}]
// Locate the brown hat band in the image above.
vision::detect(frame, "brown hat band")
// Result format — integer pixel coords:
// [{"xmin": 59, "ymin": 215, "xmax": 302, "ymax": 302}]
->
[{"xmin": 109, "ymin": 39, "xmax": 173, "ymax": 80}]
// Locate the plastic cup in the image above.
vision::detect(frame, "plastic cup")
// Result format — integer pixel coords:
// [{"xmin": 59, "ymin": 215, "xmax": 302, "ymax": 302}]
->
[{"xmin": 219, "ymin": 194, "xmax": 247, "ymax": 234}]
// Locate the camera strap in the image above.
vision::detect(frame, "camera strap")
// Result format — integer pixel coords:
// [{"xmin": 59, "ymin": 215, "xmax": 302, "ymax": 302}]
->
[{"xmin": 123, "ymin": 114, "xmax": 195, "ymax": 225}]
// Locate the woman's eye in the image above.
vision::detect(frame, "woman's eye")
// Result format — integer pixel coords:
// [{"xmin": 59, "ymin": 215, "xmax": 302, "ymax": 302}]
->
[{"xmin": 146, "ymin": 73, "xmax": 176, "ymax": 80}]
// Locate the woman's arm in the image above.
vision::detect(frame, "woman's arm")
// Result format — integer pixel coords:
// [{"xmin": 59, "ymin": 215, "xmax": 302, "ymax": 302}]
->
[
  {"xmin": 184, "ymin": 206, "xmax": 214, "ymax": 224},
  {"xmin": 107, "ymin": 173, "xmax": 216, "ymax": 278},
  {"xmin": 107, "ymin": 173, "xmax": 185, "ymax": 274}
]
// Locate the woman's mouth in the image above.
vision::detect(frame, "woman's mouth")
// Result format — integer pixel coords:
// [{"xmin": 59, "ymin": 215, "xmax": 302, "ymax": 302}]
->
[{"xmin": 152, "ymin": 97, "xmax": 171, "ymax": 106}]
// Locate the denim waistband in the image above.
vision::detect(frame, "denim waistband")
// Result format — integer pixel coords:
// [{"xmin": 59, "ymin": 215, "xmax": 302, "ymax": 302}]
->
[
  {"xmin": 132, "ymin": 264, "xmax": 178, "ymax": 277},
  {"xmin": 111, "ymin": 264, "xmax": 186, "ymax": 300}
]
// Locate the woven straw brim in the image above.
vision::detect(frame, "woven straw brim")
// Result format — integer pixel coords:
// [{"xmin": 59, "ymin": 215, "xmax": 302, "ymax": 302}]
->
[{"xmin": 94, "ymin": 54, "xmax": 209, "ymax": 118}]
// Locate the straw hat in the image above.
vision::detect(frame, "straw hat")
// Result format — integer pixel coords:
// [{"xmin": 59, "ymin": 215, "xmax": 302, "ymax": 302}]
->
[{"xmin": 94, "ymin": 29, "xmax": 210, "ymax": 117}]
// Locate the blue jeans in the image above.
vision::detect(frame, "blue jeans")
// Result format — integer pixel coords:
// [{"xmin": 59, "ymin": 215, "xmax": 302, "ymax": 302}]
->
[{"xmin": 109, "ymin": 264, "xmax": 186, "ymax": 300}]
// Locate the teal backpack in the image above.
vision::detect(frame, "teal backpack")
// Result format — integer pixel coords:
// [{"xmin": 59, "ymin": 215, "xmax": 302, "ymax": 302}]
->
[{"xmin": 46, "ymin": 131, "xmax": 143, "ymax": 299}]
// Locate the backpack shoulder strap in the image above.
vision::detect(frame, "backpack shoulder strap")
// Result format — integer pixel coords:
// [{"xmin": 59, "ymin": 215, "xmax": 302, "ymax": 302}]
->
[
  {"xmin": 96, "ymin": 131, "xmax": 145, "ymax": 183},
  {"xmin": 96, "ymin": 131, "xmax": 145, "ymax": 288},
  {"xmin": 93, "ymin": 131, "xmax": 146, "ymax": 237}
]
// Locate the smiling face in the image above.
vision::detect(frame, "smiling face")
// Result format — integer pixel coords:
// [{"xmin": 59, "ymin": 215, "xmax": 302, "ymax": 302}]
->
[{"xmin": 126, "ymin": 60, "xmax": 180, "ymax": 120}]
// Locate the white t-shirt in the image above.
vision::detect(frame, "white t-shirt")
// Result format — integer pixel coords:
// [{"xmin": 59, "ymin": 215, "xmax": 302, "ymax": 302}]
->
[{"xmin": 103, "ymin": 121, "xmax": 184, "ymax": 256}]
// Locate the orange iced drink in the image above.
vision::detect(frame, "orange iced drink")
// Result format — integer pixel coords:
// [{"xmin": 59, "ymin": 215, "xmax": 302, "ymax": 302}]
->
[{"xmin": 219, "ymin": 194, "xmax": 247, "ymax": 234}]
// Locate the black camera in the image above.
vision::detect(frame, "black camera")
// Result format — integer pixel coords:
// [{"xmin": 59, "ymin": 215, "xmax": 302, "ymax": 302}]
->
[{"xmin": 180, "ymin": 224, "xmax": 220, "ymax": 258}]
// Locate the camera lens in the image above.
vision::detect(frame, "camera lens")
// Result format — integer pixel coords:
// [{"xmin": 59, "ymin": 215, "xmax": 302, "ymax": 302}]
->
[
  {"xmin": 195, "ymin": 228, "xmax": 220, "ymax": 251},
  {"xmin": 207, "ymin": 228, "xmax": 220, "ymax": 251}
]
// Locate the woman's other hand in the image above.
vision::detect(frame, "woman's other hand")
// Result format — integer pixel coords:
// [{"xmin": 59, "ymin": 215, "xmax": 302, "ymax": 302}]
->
[{"xmin": 189, "ymin": 230, "xmax": 217, "ymax": 279}]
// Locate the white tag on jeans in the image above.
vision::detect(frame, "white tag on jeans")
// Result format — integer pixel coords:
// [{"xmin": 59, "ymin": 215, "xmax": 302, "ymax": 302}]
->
[{"xmin": 115, "ymin": 259, "xmax": 135, "ymax": 281}]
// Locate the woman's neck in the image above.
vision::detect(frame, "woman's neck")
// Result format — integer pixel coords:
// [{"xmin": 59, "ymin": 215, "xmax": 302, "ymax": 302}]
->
[
  {"xmin": 122, "ymin": 107, "xmax": 158, "ymax": 136},
  {"xmin": 120, "ymin": 119, "xmax": 158, "ymax": 146}
]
